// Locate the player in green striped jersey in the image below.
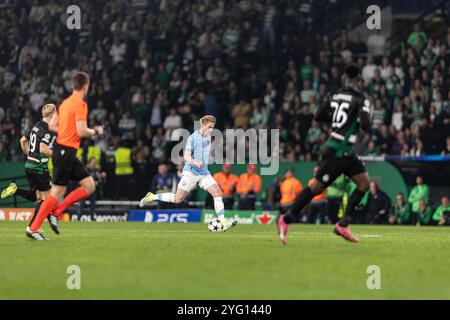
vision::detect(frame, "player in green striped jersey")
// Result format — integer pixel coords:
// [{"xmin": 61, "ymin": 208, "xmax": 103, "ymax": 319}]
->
[
  {"xmin": 278, "ymin": 63, "xmax": 373, "ymax": 244},
  {"xmin": 1, "ymin": 104, "xmax": 60, "ymax": 234}
]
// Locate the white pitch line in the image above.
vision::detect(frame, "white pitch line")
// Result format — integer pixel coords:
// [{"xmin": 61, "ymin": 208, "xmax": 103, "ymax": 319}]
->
[{"xmin": 358, "ymin": 234, "xmax": 383, "ymax": 238}]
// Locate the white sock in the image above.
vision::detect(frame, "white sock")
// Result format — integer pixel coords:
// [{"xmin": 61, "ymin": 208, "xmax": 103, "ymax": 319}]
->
[
  {"xmin": 214, "ymin": 197, "xmax": 225, "ymax": 219},
  {"xmin": 156, "ymin": 193, "xmax": 175, "ymax": 203}
]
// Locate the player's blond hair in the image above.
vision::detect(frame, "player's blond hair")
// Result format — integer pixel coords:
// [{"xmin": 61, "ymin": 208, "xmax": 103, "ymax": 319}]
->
[
  {"xmin": 200, "ymin": 115, "xmax": 216, "ymax": 125},
  {"xmin": 42, "ymin": 104, "xmax": 57, "ymax": 118}
]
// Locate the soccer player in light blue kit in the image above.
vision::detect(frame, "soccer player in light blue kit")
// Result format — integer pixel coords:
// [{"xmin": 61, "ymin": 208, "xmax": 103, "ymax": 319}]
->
[{"xmin": 139, "ymin": 115, "xmax": 238, "ymax": 231}]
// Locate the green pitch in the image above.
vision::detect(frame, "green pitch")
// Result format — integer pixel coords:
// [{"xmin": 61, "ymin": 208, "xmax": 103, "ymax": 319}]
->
[{"xmin": 1, "ymin": 221, "xmax": 450, "ymax": 299}]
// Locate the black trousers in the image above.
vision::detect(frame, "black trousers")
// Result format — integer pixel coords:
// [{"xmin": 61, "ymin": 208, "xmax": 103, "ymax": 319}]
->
[
  {"xmin": 238, "ymin": 195, "xmax": 256, "ymax": 210},
  {"xmin": 223, "ymin": 197, "xmax": 234, "ymax": 210},
  {"xmin": 306, "ymin": 201, "xmax": 327, "ymax": 224},
  {"xmin": 205, "ymin": 194, "xmax": 234, "ymax": 210}
]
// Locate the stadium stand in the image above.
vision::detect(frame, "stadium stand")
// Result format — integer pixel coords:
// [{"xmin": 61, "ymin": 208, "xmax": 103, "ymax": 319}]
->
[{"xmin": 0, "ymin": 1, "xmax": 449, "ymax": 222}]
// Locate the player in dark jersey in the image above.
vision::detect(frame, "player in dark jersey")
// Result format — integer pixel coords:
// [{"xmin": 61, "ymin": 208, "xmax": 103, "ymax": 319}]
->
[
  {"xmin": 1, "ymin": 104, "xmax": 60, "ymax": 234},
  {"xmin": 277, "ymin": 63, "xmax": 372, "ymax": 244}
]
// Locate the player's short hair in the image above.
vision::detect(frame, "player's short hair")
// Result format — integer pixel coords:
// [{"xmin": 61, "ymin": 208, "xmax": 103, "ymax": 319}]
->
[
  {"xmin": 41, "ymin": 103, "xmax": 56, "ymax": 118},
  {"xmin": 72, "ymin": 71, "xmax": 90, "ymax": 90},
  {"xmin": 200, "ymin": 115, "xmax": 216, "ymax": 125},
  {"xmin": 344, "ymin": 63, "xmax": 360, "ymax": 79}
]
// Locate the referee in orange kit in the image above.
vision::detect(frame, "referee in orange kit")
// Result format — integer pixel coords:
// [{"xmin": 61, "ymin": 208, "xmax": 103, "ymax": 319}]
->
[{"xmin": 27, "ymin": 72, "xmax": 103, "ymax": 240}]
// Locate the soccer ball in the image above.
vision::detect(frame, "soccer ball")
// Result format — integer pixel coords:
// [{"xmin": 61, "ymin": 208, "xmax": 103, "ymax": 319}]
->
[{"xmin": 208, "ymin": 219, "xmax": 224, "ymax": 232}]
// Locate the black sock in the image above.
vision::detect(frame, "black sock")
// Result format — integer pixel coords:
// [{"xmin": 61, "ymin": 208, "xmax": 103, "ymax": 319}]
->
[
  {"xmin": 28, "ymin": 201, "xmax": 42, "ymax": 227},
  {"xmin": 15, "ymin": 188, "xmax": 37, "ymax": 202},
  {"xmin": 284, "ymin": 187, "xmax": 315, "ymax": 224},
  {"xmin": 339, "ymin": 188, "xmax": 366, "ymax": 227}
]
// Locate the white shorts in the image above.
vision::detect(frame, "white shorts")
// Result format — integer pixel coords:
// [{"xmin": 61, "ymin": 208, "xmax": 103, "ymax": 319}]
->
[{"xmin": 178, "ymin": 171, "xmax": 217, "ymax": 192}]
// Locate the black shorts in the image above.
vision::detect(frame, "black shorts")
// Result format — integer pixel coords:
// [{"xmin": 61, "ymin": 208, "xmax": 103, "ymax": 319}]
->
[
  {"xmin": 315, "ymin": 152, "xmax": 366, "ymax": 187},
  {"xmin": 25, "ymin": 169, "xmax": 52, "ymax": 192},
  {"xmin": 52, "ymin": 143, "xmax": 90, "ymax": 186}
]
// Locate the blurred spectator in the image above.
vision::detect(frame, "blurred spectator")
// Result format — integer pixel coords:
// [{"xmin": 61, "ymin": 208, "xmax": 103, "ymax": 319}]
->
[
  {"xmin": 389, "ymin": 193, "xmax": 411, "ymax": 225},
  {"xmin": 410, "ymin": 138, "xmax": 425, "ymax": 156},
  {"xmin": 391, "ymin": 104, "xmax": 405, "ymax": 131},
  {"xmin": 18, "ymin": 39, "xmax": 39, "ymax": 71},
  {"xmin": 132, "ymin": 139, "xmax": 150, "ymax": 161},
  {"xmin": 349, "ymin": 33, "xmax": 368, "ymax": 56},
  {"xmin": 236, "ymin": 164, "xmax": 262, "ymax": 210},
  {"xmin": 407, "ymin": 23, "xmax": 428, "ymax": 51},
  {"xmin": 90, "ymin": 101, "xmax": 108, "ymax": 124},
  {"xmin": 151, "ymin": 127, "xmax": 167, "ymax": 162},
  {"xmin": 152, "ymin": 164, "xmax": 176, "ymax": 194},
  {"xmin": 376, "ymin": 125, "xmax": 394, "ymax": 155},
  {"xmin": 109, "ymin": 36, "xmax": 126, "ymax": 65},
  {"xmin": 163, "ymin": 108, "xmax": 183, "ymax": 140},
  {"xmin": 371, "ymin": 99, "xmax": 386, "ymax": 129},
  {"xmin": 118, "ymin": 110, "xmax": 137, "ymax": 143},
  {"xmin": 362, "ymin": 55, "xmax": 377, "ymax": 84},
  {"xmin": 263, "ymin": 177, "xmax": 281, "ymax": 210},
  {"xmin": 300, "ymin": 55, "xmax": 315, "ymax": 83},
  {"xmin": 363, "ymin": 140, "xmax": 381, "ymax": 156},
  {"xmin": 114, "ymin": 140, "xmax": 134, "ymax": 199},
  {"xmin": 432, "ymin": 196, "xmax": 450, "ymax": 226},
  {"xmin": 367, "ymin": 30, "xmax": 386, "ymax": 56},
  {"xmin": 232, "ymin": 98, "xmax": 252, "ymax": 128},
  {"xmin": 29, "ymin": 85, "xmax": 48, "ymax": 112},
  {"xmin": 262, "ymin": 81, "xmax": 276, "ymax": 113},
  {"xmin": 408, "ymin": 176, "xmax": 430, "ymax": 215},
  {"xmin": 279, "ymin": 168, "xmax": 303, "ymax": 213},
  {"xmin": 206, "ymin": 57, "xmax": 228, "ymax": 83},
  {"xmin": 414, "ymin": 199, "xmax": 433, "ymax": 226},
  {"xmin": 222, "ymin": 21, "xmax": 240, "ymax": 52},
  {"xmin": 364, "ymin": 181, "xmax": 391, "ymax": 224},
  {"xmin": 250, "ymin": 98, "xmax": 269, "ymax": 130},
  {"xmin": 149, "ymin": 98, "xmax": 164, "ymax": 131}
]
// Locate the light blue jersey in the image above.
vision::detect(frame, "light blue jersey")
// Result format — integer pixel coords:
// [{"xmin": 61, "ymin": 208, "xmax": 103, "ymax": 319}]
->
[{"xmin": 183, "ymin": 130, "xmax": 211, "ymax": 175}]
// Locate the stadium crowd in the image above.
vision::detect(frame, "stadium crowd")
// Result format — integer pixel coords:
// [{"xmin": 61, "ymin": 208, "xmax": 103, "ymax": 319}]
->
[
  {"xmin": 152, "ymin": 161, "xmax": 450, "ymax": 226},
  {"xmin": 0, "ymin": 0, "xmax": 449, "ymax": 217}
]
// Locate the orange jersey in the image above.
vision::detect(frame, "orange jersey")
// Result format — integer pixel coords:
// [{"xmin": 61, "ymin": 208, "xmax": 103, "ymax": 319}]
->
[
  {"xmin": 280, "ymin": 177, "xmax": 303, "ymax": 206},
  {"xmin": 213, "ymin": 172, "xmax": 238, "ymax": 196},
  {"xmin": 56, "ymin": 94, "xmax": 88, "ymax": 149},
  {"xmin": 236, "ymin": 173, "xmax": 262, "ymax": 195},
  {"xmin": 308, "ymin": 178, "xmax": 326, "ymax": 201}
]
